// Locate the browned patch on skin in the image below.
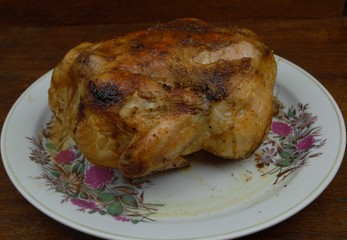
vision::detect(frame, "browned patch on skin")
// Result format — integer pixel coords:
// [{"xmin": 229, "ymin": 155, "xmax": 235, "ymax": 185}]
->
[
  {"xmin": 77, "ymin": 100, "xmax": 85, "ymax": 119},
  {"xmin": 173, "ymin": 102, "xmax": 199, "ymax": 114},
  {"xmin": 238, "ymin": 57, "xmax": 252, "ymax": 72},
  {"xmin": 89, "ymin": 81, "xmax": 125, "ymax": 107},
  {"xmin": 180, "ymin": 34, "xmax": 202, "ymax": 47},
  {"xmin": 161, "ymin": 83, "xmax": 172, "ymax": 91},
  {"xmin": 130, "ymin": 40, "xmax": 145, "ymax": 52},
  {"xmin": 76, "ymin": 51, "xmax": 91, "ymax": 65},
  {"xmin": 73, "ymin": 99, "xmax": 85, "ymax": 134},
  {"xmin": 196, "ymin": 61, "xmax": 233, "ymax": 101}
]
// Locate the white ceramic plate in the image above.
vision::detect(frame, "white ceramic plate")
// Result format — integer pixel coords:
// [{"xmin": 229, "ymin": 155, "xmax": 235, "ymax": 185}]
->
[{"xmin": 1, "ymin": 56, "xmax": 345, "ymax": 240}]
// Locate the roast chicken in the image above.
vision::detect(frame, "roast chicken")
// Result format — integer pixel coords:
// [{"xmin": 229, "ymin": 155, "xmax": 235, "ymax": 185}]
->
[{"xmin": 48, "ymin": 18, "xmax": 277, "ymax": 178}]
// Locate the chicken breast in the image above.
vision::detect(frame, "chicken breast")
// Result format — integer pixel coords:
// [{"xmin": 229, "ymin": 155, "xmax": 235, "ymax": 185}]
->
[{"xmin": 48, "ymin": 18, "xmax": 277, "ymax": 178}]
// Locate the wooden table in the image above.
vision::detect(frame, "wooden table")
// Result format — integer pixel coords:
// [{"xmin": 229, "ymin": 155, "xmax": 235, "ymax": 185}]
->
[{"xmin": 1, "ymin": 1, "xmax": 346, "ymax": 239}]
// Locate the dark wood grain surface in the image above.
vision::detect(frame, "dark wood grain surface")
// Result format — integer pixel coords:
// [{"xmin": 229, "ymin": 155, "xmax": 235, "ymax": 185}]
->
[{"xmin": 0, "ymin": 1, "xmax": 346, "ymax": 239}]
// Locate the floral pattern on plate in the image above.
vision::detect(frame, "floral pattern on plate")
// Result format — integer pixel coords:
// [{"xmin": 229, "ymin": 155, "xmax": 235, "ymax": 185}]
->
[
  {"xmin": 255, "ymin": 102, "xmax": 326, "ymax": 184},
  {"xmin": 27, "ymin": 101, "xmax": 326, "ymax": 223}
]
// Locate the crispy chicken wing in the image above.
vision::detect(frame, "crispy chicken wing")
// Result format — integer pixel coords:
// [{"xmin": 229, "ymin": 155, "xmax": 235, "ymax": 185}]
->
[{"xmin": 48, "ymin": 18, "xmax": 277, "ymax": 178}]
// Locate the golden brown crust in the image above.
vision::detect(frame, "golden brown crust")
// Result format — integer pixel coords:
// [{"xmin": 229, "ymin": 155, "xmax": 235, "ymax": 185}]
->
[{"xmin": 48, "ymin": 18, "xmax": 277, "ymax": 178}]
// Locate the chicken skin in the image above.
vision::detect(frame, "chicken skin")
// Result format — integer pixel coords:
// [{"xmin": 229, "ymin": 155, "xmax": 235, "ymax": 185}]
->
[{"xmin": 48, "ymin": 18, "xmax": 277, "ymax": 178}]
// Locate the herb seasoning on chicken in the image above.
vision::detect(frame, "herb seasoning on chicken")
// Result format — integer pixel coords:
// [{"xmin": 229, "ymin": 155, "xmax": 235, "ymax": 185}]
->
[{"xmin": 48, "ymin": 18, "xmax": 277, "ymax": 178}]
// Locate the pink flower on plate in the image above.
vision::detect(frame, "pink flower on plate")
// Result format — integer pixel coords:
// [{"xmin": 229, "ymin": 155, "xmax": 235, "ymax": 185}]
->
[
  {"xmin": 55, "ymin": 149, "xmax": 76, "ymax": 164},
  {"xmin": 296, "ymin": 135, "xmax": 315, "ymax": 151},
  {"xmin": 271, "ymin": 121, "xmax": 293, "ymax": 137},
  {"xmin": 71, "ymin": 198, "xmax": 99, "ymax": 210},
  {"xmin": 84, "ymin": 165, "xmax": 115, "ymax": 189}
]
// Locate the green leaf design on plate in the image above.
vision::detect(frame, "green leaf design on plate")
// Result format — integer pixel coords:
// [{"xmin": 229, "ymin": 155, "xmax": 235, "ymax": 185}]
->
[
  {"xmin": 72, "ymin": 162, "xmax": 81, "ymax": 173},
  {"xmin": 284, "ymin": 143, "xmax": 295, "ymax": 149},
  {"xmin": 50, "ymin": 171, "xmax": 60, "ymax": 178},
  {"xmin": 79, "ymin": 191, "xmax": 89, "ymax": 199},
  {"xmin": 277, "ymin": 160, "xmax": 292, "ymax": 167},
  {"xmin": 98, "ymin": 192, "xmax": 115, "ymax": 202},
  {"xmin": 279, "ymin": 151, "xmax": 292, "ymax": 160},
  {"xmin": 45, "ymin": 142, "xmax": 57, "ymax": 151},
  {"xmin": 287, "ymin": 108, "xmax": 296, "ymax": 118},
  {"xmin": 99, "ymin": 210, "xmax": 107, "ymax": 215},
  {"xmin": 120, "ymin": 194, "xmax": 138, "ymax": 208},
  {"xmin": 88, "ymin": 209, "xmax": 98, "ymax": 214},
  {"xmin": 107, "ymin": 200, "xmax": 123, "ymax": 216}
]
